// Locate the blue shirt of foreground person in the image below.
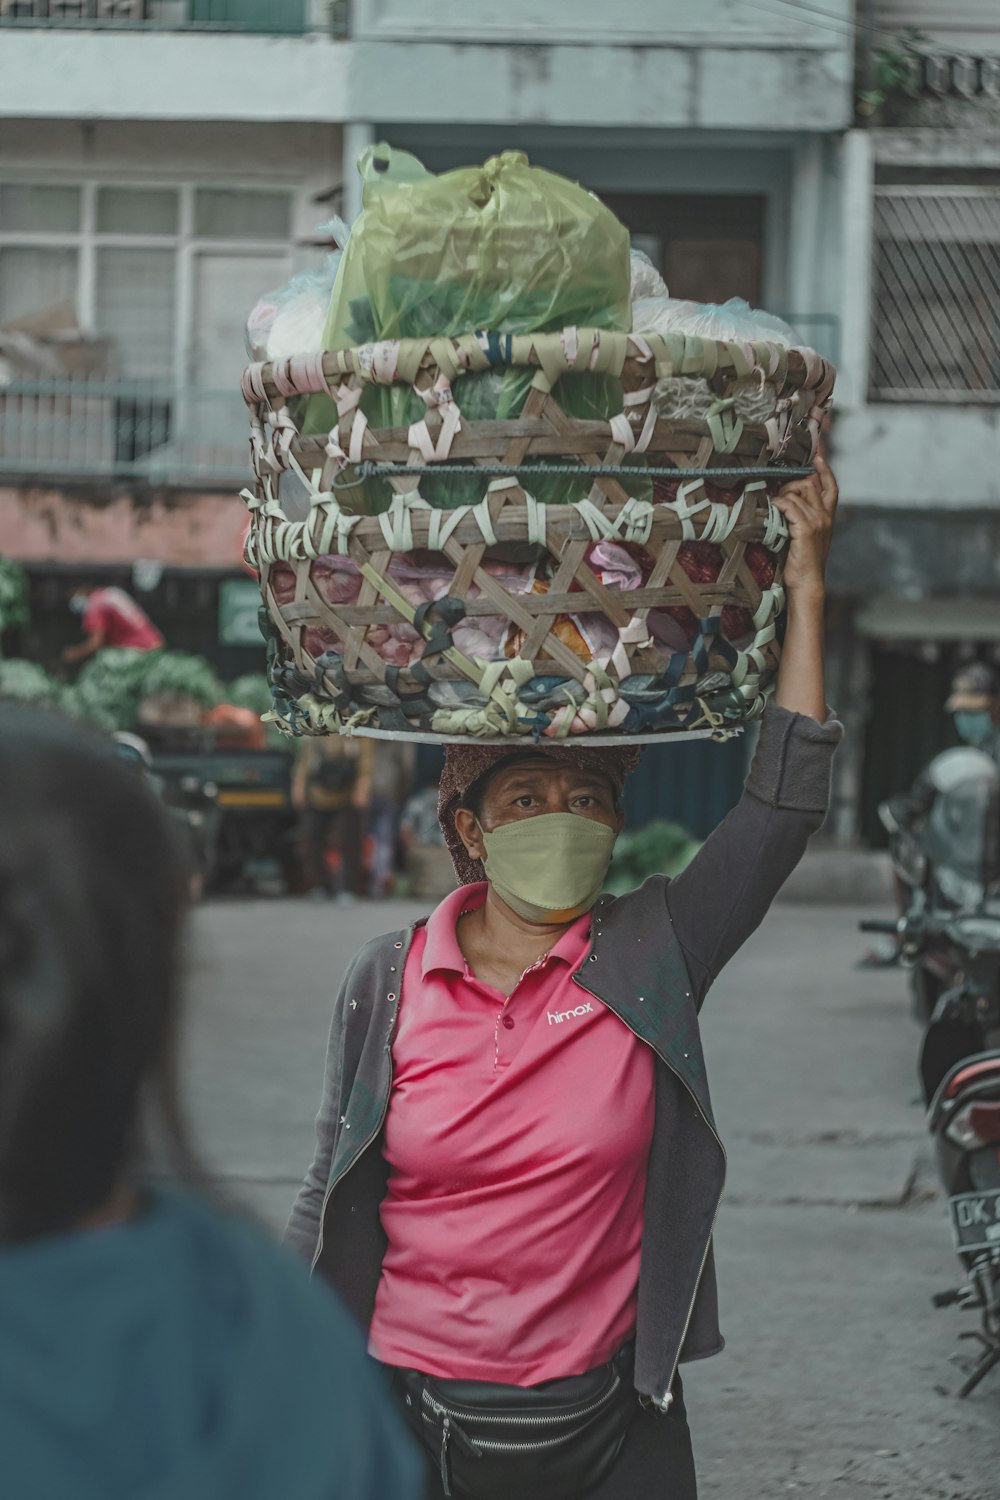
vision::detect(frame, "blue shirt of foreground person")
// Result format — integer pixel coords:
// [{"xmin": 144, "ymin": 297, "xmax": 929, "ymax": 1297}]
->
[{"xmin": 0, "ymin": 709, "xmax": 423, "ymax": 1500}]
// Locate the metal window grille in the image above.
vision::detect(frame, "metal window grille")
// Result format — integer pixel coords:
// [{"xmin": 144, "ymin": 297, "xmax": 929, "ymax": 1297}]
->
[{"xmin": 871, "ymin": 187, "xmax": 1000, "ymax": 403}]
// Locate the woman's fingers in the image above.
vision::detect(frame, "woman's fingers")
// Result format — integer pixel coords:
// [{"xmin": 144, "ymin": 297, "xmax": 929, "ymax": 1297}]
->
[
  {"xmin": 775, "ymin": 461, "xmax": 838, "ymax": 516},
  {"xmin": 813, "ymin": 454, "xmax": 839, "ymax": 512},
  {"xmin": 772, "ymin": 492, "xmax": 811, "ymax": 528}
]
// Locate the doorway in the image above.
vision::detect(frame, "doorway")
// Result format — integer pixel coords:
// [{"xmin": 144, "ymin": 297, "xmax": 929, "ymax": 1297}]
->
[{"xmin": 600, "ymin": 192, "xmax": 765, "ymax": 304}]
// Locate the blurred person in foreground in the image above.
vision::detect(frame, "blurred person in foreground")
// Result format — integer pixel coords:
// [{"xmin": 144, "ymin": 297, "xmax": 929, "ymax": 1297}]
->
[
  {"xmin": 63, "ymin": 582, "xmax": 164, "ymax": 664},
  {"xmin": 287, "ymin": 461, "xmax": 842, "ymax": 1500},
  {"xmin": 0, "ymin": 710, "xmax": 422, "ymax": 1500}
]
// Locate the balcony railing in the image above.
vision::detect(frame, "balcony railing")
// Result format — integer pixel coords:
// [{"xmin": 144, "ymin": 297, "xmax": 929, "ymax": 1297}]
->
[
  {"xmin": 0, "ymin": 1, "xmax": 348, "ymax": 34},
  {"xmin": 0, "ymin": 380, "xmax": 252, "ymax": 485}
]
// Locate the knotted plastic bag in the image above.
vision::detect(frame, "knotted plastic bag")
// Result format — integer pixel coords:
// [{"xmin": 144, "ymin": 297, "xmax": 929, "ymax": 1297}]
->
[{"xmin": 306, "ymin": 145, "xmax": 631, "ymax": 511}]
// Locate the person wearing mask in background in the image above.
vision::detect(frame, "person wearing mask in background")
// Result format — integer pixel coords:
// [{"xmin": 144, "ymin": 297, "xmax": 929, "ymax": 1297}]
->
[
  {"xmin": 292, "ymin": 734, "xmax": 374, "ymax": 902},
  {"xmin": 286, "ymin": 461, "xmax": 842, "ymax": 1500},
  {"xmin": 860, "ymin": 662, "xmax": 1000, "ymax": 968},
  {"xmin": 366, "ymin": 741, "xmax": 415, "ymax": 898},
  {"xmin": 63, "ymin": 582, "xmax": 164, "ymax": 665},
  {"xmin": 947, "ymin": 663, "xmax": 1000, "ymax": 762},
  {"xmin": 0, "ymin": 709, "xmax": 423, "ymax": 1500}
]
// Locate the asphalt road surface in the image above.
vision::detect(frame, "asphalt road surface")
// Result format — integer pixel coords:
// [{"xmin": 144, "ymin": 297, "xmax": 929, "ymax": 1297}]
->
[{"xmin": 182, "ymin": 897, "xmax": 998, "ymax": 1500}]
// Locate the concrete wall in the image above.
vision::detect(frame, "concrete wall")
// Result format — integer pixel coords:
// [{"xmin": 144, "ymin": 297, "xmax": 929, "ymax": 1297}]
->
[
  {"xmin": 835, "ymin": 406, "xmax": 1000, "ymax": 511},
  {"xmin": 0, "ymin": 31, "xmax": 349, "ymax": 122},
  {"xmin": 0, "ymin": 485, "xmax": 245, "ymax": 569},
  {"xmin": 0, "ymin": 4, "xmax": 853, "ymax": 132},
  {"xmin": 350, "ymin": 39, "xmax": 852, "ymax": 133}
]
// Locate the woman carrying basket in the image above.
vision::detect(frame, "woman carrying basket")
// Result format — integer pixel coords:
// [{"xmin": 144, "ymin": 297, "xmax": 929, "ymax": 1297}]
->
[{"xmin": 287, "ymin": 457, "xmax": 842, "ymax": 1499}]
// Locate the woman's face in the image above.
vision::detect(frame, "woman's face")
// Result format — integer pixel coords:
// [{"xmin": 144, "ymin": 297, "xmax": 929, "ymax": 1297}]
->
[{"xmin": 454, "ymin": 756, "xmax": 623, "ymax": 865}]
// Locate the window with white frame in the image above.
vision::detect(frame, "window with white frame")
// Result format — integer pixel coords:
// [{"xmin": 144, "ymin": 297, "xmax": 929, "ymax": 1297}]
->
[{"xmin": 0, "ymin": 180, "xmax": 293, "ymax": 388}]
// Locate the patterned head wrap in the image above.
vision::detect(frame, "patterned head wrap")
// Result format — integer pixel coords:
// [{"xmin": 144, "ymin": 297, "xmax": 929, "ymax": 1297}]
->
[{"xmin": 438, "ymin": 741, "xmax": 642, "ymax": 885}]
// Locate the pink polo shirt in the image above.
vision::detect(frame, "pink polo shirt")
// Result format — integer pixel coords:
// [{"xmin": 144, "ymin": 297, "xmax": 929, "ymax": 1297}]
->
[{"xmin": 368, "ymin": 883, "xmax": 655, "ymax": 1385}]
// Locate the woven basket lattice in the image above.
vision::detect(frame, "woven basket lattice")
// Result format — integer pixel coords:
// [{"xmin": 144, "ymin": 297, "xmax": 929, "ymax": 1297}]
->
[{"xmin": 240, "ymin": 327, "xmax": 835, "ymax": 742}]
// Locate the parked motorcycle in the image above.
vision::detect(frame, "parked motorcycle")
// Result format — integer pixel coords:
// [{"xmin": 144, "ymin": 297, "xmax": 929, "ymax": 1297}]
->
[
  {"xmin": 862, "ymin": 750, "xmax": 1000, "ymax": 1394},
  {"xmin": 112, "ymin": 731, "xmax": 217, "ymax": 897},
  {"xmin": 874, "ymin": 747, "xmax": 1000, "ymax": 1022},
  {"xmin": 922, "ymin": 904, "xmax": 1000, "ymax": 1398}
]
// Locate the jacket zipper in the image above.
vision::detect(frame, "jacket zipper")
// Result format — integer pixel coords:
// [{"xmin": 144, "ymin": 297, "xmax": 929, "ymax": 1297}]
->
[
  {"xmin": 310, "ymin": 927, "xmax": 414, "ymax": 1275},
  {"xmin": 573, "ymin": 966, "xmax": 726, "ymax": 1412}
]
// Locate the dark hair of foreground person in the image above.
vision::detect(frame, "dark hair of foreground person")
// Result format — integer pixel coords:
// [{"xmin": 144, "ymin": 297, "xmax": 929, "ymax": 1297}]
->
[
  {"xmin": 0, "ymin": 708, "xmax": 190, "ymax": 1242},
  {"xmin": 0, "ymin": 707, "xmax": 423, "ymax": 1500}
]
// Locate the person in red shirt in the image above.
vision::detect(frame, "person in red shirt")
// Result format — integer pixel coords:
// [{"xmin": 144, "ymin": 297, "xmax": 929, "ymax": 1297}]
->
[
  {"xmin": 63, "ymin": 585, "xmax": 164, "ymax": 664},
  {"xmin": 288, "ymin": 460, "xmax": 843, "ymax": 1499}
]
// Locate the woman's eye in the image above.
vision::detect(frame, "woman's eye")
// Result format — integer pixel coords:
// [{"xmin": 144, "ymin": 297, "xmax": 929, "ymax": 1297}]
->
[{"xmin": 514, "ymin": 796, "xmax": 536, "ymax": 808}]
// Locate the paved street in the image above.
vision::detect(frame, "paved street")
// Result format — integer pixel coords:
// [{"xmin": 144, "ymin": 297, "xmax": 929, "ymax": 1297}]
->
[{"xmin": 182, "ymin": 897, "xmax": 999, "ymax": 1500}]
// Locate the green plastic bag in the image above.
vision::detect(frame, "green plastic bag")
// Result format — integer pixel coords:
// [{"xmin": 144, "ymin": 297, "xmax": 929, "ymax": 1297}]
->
[{"xmin": 305, "ymin": 145, "xmax": 631, "ymax": 512}]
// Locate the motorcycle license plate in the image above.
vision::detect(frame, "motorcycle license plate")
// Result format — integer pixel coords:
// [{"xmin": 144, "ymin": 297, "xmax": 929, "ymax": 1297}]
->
[{"xmin": 949, "ymin": 1190, "xmax": 1000, "ymax": 1253}]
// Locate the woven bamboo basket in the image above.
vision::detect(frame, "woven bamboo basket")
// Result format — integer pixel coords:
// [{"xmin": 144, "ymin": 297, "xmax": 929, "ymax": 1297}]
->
[{"xmin": 239, "ymin": 326, "xmax": 835, "ymax": 743}]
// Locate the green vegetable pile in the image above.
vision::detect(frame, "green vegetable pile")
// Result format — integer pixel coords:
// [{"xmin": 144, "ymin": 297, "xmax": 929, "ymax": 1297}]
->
[
  {"xmin": 604, "ymin": 820, "xmax": 701, "ymax": 896},
  {"xmin": 65, "ymin": 648, "xmax": 160, "ymax": 732},
  {"xmin": 0, "ymin": 557, "xmax": 29, "ymax": 639},
  {"xmin": 221, "ymin": 673, "xmax": 272, "ymax": 717},
  {"xmin": 139, "ymin": 651, "xmax": 224, "ymax": 707},
  {"xmin": 0, "ymin": 658, "xmax": 64, "ymax": 705},
  {"xmin": 0, "ymin": 648, "xmax": 275, "ymax": 740}
]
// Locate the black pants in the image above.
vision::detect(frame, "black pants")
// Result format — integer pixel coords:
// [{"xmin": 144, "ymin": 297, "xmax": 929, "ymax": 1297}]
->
[
  {"xmin": 395, "ymin": 1377, "xmax": 697, "ymax": 1500},
  {"xmin": 301, "ymin": 805, "xmax": 361, "ymax": 894}
]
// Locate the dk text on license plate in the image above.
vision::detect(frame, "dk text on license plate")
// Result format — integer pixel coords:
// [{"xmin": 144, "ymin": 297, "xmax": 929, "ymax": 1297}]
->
[{"xmin": 950, "ymin": 1189, "xmax": 1000, "ymax": 1253}]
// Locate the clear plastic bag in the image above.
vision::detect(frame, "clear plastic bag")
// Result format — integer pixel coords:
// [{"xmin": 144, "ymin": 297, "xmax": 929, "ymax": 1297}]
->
[
  {"xmin": 632, "ymin": 295, "xmax": 798, "ymax": 347},
  {"xmin": 306, "ymin": 145, "xmax": 631, "ymax": 512},
  {"xmin": 632, "ymin": 296, "xmax": 801, "ymax": 424},
  {"xmin": 629, "ymin": 248, "xmax": 668, "ymax": 302},
  {"xmin": 245, "ymin": 217, "xmax": 349, "ymax": 363}
]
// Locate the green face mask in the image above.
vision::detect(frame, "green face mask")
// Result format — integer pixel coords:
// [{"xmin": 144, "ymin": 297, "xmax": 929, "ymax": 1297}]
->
[
  {"xmin": 478, "ymin": 812, "xmax": 618, "ymax": 924},
  {"xmin": 955, "ymin": 711, "xmax": 993, "ymax": 747}
]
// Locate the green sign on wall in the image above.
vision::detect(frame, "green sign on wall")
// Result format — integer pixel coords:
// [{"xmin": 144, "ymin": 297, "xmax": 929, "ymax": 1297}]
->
[
  {"xmin": 219, "ymin": 579, "xmax": 263, "ymax": 646},
  {"xmin": 189, "ymin": 0, "xmax": 307, "ymax": 34}
]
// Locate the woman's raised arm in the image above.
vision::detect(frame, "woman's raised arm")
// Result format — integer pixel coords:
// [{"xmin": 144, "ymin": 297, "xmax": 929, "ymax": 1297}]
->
[{"xmin": 663, "ymin": 457, "xmax": 842, "ymax": 1003}]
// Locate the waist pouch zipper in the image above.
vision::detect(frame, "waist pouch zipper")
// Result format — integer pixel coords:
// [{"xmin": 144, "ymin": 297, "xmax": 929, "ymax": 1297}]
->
[{"xmin": 423, "ymin": 1372, "xmax": 623, "ymax": 1492}]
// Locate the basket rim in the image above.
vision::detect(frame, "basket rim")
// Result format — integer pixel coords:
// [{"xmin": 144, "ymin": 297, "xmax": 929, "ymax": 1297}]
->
[
  {"xmin": 338, "ymin": 723, "xmax": 743, "ymax": 747},
  {"xmin": 241, "ymin": 325, "xmax": 836, "ymax": 408}
]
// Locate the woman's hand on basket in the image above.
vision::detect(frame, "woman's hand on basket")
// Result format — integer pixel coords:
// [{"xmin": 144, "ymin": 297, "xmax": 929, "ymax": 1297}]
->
[
  {"xmin": 772, "ymin": 455, "xmax": 838, "ymax": 603},
  {"xmin": 772, "ymin": 456, "xmax": 837, "ymax": 723}
]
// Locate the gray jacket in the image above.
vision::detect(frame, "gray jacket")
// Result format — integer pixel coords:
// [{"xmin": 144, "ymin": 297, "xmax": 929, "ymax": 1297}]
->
[{"xmin": 287, "ymin": 703, "xmax": 842, "ymax": 1409}]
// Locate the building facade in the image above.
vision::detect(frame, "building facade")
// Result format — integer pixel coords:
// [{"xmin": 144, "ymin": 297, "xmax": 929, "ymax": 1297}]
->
[
  {"xmin": 8, "ymin": 2, "xmax": 982, "ymax": 840},
  {"xmin": 828, "ymin": 1, "xmax": 1000, "ymax": 840}
]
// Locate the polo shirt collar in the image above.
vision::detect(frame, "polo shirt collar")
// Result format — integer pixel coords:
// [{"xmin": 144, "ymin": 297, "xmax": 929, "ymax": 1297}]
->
[{"xmin": 421, "ymin": 882, "xmax": 591, "ymax": 979}]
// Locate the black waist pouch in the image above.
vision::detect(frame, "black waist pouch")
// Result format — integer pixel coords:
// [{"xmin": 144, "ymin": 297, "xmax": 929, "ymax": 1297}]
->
[{"xmin": 392, "ymin": 1341, "xmax": 636, "ymax": 1500}]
